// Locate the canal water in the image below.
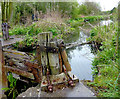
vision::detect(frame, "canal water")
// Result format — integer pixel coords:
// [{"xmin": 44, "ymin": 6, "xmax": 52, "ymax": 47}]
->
[{"xmin": 65, "ymin": 19, "xmax": 113, "ymax": 81}]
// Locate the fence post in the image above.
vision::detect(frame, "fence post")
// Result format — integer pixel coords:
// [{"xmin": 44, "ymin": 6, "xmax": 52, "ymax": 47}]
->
[{"xmin": 0, "ymin": 40, "xmax": 8, "ymax": 98}]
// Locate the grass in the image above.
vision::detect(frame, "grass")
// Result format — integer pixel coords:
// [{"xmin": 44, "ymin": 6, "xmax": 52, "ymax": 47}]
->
[
  {"xmin": 87, "ymin": 22, "xmax": 119, "ymax": 97},
  {"xmin": 67, "ymin": 15, "xmax": 109, "ymax": 28}
]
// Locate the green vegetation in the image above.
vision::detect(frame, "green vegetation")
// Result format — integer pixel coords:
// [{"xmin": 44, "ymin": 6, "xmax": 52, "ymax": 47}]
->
[
  {"xmin": 11, "ymin": 1, "xmax": 79, "ymax": 24},
  {"xmin": 11, "ymin": 21, "xmax": 76, "ymax": 50},
  {"xmin": 1, "ymin": 1, "xmax": 101, "ymax": 25},
  {"xmin": 79, "ymin": 2, "xmax": 101, "ymax": 15},
  {"xmin": 67, "ymin": 15, "xmax": 108, "ymax": 28},
  {"xmin": 13, "ymin": 34, "xmax": 37, "ymax": 51},
  {"xmin": 75, "ymin": 15, "xmax": 107, "ymax": 21},
  {"xmin": 2, "ymin": 73, "xmax": 18, "ymax": 99},
  {"xmin": 9, "ymin": 24, "xmax": 42, "ymax": 36},
  {"xmin": 87, "ymin": 22, "xmax": 119, "ymax": 97}
]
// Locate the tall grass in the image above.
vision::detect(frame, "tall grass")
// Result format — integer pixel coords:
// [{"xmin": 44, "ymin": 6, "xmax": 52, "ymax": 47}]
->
[{"xmin": 87, "ymin": 22, "xmax": 119, "ymax": 97}]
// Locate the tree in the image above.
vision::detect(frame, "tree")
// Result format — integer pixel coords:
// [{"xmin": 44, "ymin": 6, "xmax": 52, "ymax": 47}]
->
[
  {"xmin": 79, "ymin": 4, "xmax": 88, "ymax": 15},
  {"xmin": 83, "ymin": 1, "xmax": 101, "ymax": 15},
  {"xmin": 1, "ymin": 1, "xmax": 13, "ymax": 23},
  {"xmin": 79, "ymin": 1, "xmax": 101, "ymax": 15}
]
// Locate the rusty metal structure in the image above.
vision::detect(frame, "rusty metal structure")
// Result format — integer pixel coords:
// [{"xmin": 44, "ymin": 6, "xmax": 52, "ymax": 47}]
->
[{"xmin": 0, "ymin": 32, "xmax": 79, "ymax": 96}]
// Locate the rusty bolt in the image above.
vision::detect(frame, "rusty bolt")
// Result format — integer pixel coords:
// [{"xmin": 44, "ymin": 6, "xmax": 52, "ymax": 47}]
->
[
  {"xmin": 53, "ymin": 80, "xmax": 56, "ymax": 82},
  {"xmin": 68, "ymin": 80, "xmax": 75, "ymax": 87},
  {"xmin": 63, "ymin": 78, "xmax": 65, "ymax": 81},
  {"xmin": 9, "ymin": 61, "xmax": 14, "ymax": 66},
  {"xmin": 43, "ymin": 81, "xmax": 46, "ymax": 84},
  {"xmin": 48, "ymin": 85, "xmax": 53, "ymax": 92}
]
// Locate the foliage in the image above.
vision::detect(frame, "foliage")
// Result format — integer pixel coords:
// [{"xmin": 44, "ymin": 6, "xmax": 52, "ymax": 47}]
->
[
  {"xmin": 10, "ymin": 1, "xmax": 103, "ymax": 25},
  {"xmin": 78, "ymin": 4, "xmax": 88, "ymax": 15},
  {"xmin": 68, "ymin": 15, "xmax": 108, "ymax": 28},
  {"xmin": 13, "ymin": 34, "xmax": 37, "ymax": 51},
  {"xmin": 2, "ymin": 73, "xmax": 18, "ymax": 99},
  {"xmin": 9, "ymin": 23, "xmax": 42, "ymax": 36},
  {"xmin": 11, "ymin": 1, "xmax": 79, "ymax": 24},
  {"xmin": 75, "ymin": 15, "xmax": 105, "ymax": 21},
  {"xmin": 79, "ymin": 2, "xmax": 101, "ymax": 15},
  {"xmin": 10, "ymin": 20, "xmax": 76, "ymax": 37},
  {"xmin": 83, "ymin": 1, "xmax": 101, "ymax": 15},
  {"xmin": 87, "ymin": 22, "xmax": 119, "ymax": 97},
  {"xmin": 11, "ymin": 20, "xmax": 76, "ymax": 50},
  {"xmin": 49, "ymin": 28, "xmax": 58, "ymax": 37}
]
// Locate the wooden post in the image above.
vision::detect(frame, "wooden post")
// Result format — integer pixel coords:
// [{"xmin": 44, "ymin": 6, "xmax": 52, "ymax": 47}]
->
[
  {"xmin": 60, "ymin": 47, "xmax": 71, "ymax": 71},
  {"xmin": 0, "ymin": 40, "xmax": 8, "ymax": 98},
  {"xmin": 48, "ymin": 41, "xmax": 60, "ymax": 75},
  {"xmin": 37, "ymin": 32, "xmax": 53, "ymax": 75},
  {"xmin": 58, "ymin": 52, "xmax": 63, "ymax": 73},
  {"xmin": 37, "ymin": 32, "xmax": 53, "ymax": 46}
]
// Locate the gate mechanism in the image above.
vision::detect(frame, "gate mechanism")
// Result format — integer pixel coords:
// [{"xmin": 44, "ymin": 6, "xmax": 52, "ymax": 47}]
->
[{"xmin": 1, "ymin": 32, "xmax": 79, "ymax": 92}]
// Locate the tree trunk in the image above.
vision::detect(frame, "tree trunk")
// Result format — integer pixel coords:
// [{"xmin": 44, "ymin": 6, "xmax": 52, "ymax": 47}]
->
[
  {"xmin": 8, "ymin": 2, "xmax": 13, "ymax": 21},
  {"xmin": 1, "ymin": 2, "xmax": 6, "ymax": 23},
  {"xmin": 6, "ymin": 2, "xmax": 9, "ymax": 23}
]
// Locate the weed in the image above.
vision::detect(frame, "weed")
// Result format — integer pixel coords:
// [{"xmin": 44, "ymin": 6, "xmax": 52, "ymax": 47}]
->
[
  {"xmin": 87, "ymin": 22, "xmax": 119, "ymax": 97},
  {"xmin": 2, "ymin": 73, "xmax": 18, "ymax": 99}
]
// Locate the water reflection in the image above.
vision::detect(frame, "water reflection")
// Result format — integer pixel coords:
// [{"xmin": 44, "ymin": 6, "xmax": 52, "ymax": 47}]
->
[
  {"xmin": 67, "ymin": 45, "xmax": 94, "ymax": 80},
  {"xmin": 100, "ymin": 20, "xmax": 113, "ymax": 26},
  {"xmin": 65, "ymin": 20, "xmax": 113, "ymax": 81},
  {"xmin": 66, "ymin": 31, "xmax": 94, "ymax": 80}
]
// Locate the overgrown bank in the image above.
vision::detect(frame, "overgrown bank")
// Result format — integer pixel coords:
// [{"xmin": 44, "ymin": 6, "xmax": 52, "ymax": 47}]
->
[
  {"xmin": 9, "ymin": 15, "xmax": 109, "ymax": 51},
  {"xmin": 10, "ymin": 20, "xmax": 77, "ymax": 51},
  {"xmin": 87, "ymin": 22, "xmax": 119, "ymax": 97}
]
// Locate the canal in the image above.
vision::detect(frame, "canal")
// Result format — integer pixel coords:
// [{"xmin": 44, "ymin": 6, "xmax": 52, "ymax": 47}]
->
[{"xmin": 65, "ymin": 19, "xmax": 113, "ymax": 81}]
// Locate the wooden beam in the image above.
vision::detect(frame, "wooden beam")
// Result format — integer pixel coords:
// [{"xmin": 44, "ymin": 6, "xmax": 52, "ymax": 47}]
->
[
  {"xmin": 5, "ymin": 66, "xmax": 34, "ymax": 80},
  {"xmin": 60, "ymin": 47, "xmax": 71, "ymax": 71},
  {"xmin": 0, "ymin": 40, "xmax": 8, "ymax": 98},
  {"xmin": 3, "ymin": 49, "xmax": 29, "ymax": 57}
]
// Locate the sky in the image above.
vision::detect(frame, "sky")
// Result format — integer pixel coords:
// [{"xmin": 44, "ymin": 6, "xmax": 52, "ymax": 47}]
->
[{"xmin": 78, "ymin": 0, "xmax": 119, "ymax": 11}]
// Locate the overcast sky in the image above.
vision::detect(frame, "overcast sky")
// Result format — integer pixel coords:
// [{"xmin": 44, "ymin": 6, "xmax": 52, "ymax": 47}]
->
[{"xmin": 78, "ymin": 0, "xmax": 119, "ymax": 11}]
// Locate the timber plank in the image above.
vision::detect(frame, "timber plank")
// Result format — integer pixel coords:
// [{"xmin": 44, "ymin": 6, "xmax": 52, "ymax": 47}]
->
[
  {"xmin": 5, "ymin": 66, "xmax": 34, "ymax": 80},
  {"xmin": 0, "ymin": 40, "xmax": 8, "ymax": 98}
]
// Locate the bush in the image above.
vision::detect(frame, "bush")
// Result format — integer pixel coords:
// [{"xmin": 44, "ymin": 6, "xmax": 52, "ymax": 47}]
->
[
  {"xmin": 9, "ymin": 24, "xmax": 42, "ymax": 36},
  {"xmin": 13, "ymin": 34, "xmax": 37, "ymax": 51}
]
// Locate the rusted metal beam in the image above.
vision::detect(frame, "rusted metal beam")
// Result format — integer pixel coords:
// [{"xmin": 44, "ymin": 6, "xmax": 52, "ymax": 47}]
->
[
  {"xmin": 24, "ymin": 60, "xmax": 42, "ymax": 83},
  {"xmin": 24, "ymin": 60, "xmax": 40, "ymax": 69},
  {"xmin": 46, "ymin": 69, "xmax": 53, "ymax": 92},
  {"xmin": 32, "ymin": 68, "xmax": 41, "ymax": 83},
  {"xmin": 0, "ymin": 40, "xmax": 8, "ymax": 98},
  {"xmin": 36, "ymin": 45, "xmax": 59, "ymax": 53},
  {"xmin": 5, "ymin": 66, "xmax": 34, "ymax": 80}
]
